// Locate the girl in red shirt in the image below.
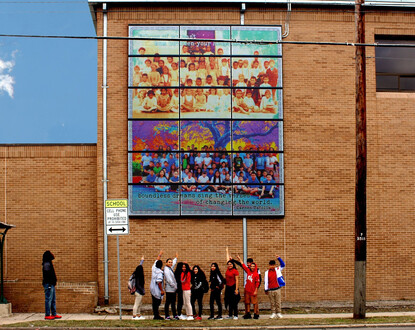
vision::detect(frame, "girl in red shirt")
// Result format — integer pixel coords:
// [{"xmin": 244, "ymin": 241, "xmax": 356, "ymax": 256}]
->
[
  {"xmin": 224, "ymin": 260, "xmax": 240, "ymax": 319},
  {"xmin": 180, "ymin": 263, "xmax": 193, "ymax": 320}
]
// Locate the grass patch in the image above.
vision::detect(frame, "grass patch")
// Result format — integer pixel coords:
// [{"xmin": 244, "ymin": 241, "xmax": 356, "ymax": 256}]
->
[{"xmin": 4, "ymin": 316, "xmax": 415, "ymax": 328}]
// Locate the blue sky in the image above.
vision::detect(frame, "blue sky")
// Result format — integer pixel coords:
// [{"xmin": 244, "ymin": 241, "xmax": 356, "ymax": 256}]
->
[{"xmin": 0, "ymin": 1, "xmax": 97, "ymax": 143}]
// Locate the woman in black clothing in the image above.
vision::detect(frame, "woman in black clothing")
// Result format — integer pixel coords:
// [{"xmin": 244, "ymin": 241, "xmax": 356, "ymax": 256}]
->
[
  {"xmin": 42, "ymin": 251, "xmax": 61, "ymax": 320},
  {"xmin": 208, "ymin": 262, "xmax": 224, "ymax": 320},
  {"xmin": 191, "ymin": 265, "xmax": 207, "ymax": 320},
  {"xmin": 132, "ymin": 257, "xmax": 145, "ymax": 320},
  {"xmin": 174, "ymin": 262, "xmax": 184, "ymax": 318}
]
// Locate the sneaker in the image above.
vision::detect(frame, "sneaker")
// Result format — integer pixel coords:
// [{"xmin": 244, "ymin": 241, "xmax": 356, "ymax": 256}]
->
[
  {"xmin": 215, "ymin": 315, "xmax": 223, "ymax": 320},
  {"xmin": 233, "ymin": 316, "xmax": 238, "ymax": 320},
  {"xmin": 195, "ymin": 316, "xmax": 202, "ymax": 320},
  {"xmin": 132, "ymin": 316, "xmax": 139, "ymax": 320},
  {"xmin": 186, "ymin": 316, "xmax": 194, "ymax": 320},
  {"xmin": 53, "ymin": 315, "xmax": 62, "ymax": 319},
  {"xmin": 174, "ymin": 315, "xmax": 180, "ymax": 320},
  {"xmin": 276, "ymin": 313, "xmax": 283, "ymax": 318},
  {"xmin": 243, "ymin": 313, "xmax": 252, "ymax": 319},
  {"xmin": 270, "ymin": 313, "xmax": 277, "ymax": 319},
  {"xmin": 137, "ymin": 316, "xmax": 145, "ymax": 320},
  {"xmin": 165, "ymin": 316, "xmax": 171, "ymax": 320},
  {"xmin": 179, "ymin": 314, "xmax": 187, "ymax": 320},
  {"xmin": 254, "ymin": 314, "xmax": 259, "ymax": 319},
  {"xmin": 153, "ymin": 316, "xmax": 164, "ymax": 320},
  {"xmin": 208, "ymin": 316, "xmax": 214, "ymax": 320},
  {"xmin": 44, "ymin": 316, "xmax": 54, "ymax": 320},
  {"xmin": 225, "ymin": 315, "xmax": 233, "ymax": 319}
]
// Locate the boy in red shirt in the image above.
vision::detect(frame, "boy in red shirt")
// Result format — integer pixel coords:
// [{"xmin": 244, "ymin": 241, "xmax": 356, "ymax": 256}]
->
[
  {"xmin": 236, "ymin": 255, "xmax": 260, "ymax": 319},
  {"xmin": 264, "ymin": 255, "xmax": 285, "ymax": 319}
]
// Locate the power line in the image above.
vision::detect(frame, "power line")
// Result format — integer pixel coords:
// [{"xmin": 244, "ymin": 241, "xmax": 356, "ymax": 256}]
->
[
  {"xmin": 0, "ymin": 1, "xmax": 84, "ymax": 3},
  {"xmin": 1, "ymin": 33, "xmax": 415, "ymax": 48}
]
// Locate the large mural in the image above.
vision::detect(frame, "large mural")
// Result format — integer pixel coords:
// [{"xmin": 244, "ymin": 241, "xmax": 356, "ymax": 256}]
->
[{"xmin": 128, "ymin": 25, "xmax": 284, "ymax": 216}]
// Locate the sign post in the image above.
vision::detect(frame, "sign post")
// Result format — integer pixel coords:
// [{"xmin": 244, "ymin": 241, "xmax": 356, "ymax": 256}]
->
[{"xmin": 105, "ymin": 199, "xmax": 129, "ymax": 320}]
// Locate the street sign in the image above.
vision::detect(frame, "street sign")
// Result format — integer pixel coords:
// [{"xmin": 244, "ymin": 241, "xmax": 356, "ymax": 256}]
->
[
  {"xmin": 105, "ymin": 199, "xmax": 129, "ymax": 235},
  {"xmin": 106, "ymin": 224, "xmax": 129, "ymax": 235}
]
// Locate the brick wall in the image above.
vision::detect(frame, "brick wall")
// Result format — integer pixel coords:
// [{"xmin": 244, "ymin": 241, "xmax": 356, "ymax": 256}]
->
[
  {"xmin": 1, "ymin": 3, "xmax": 415, "ymax": 313},
  {"xmin": 0, "ymin": 145, "xmax": 98, "ymax": 312},
  {"xmin": 94, "ymin": 3, "xmax": 415, "ymax": 307}
]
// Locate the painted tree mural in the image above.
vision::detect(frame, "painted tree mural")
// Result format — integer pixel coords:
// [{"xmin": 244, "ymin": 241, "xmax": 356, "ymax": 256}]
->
[
  {"xmin": 132, "ymin": 121, "xmax": 178, "ymax": 151},
  {"xmin": 180, "ymin": 120, "xmax": 280, "ymax": 150}
]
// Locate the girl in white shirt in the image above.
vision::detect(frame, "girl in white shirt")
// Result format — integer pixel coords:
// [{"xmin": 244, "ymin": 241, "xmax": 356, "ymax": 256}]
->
[{"xmin": 206, "ymin": 89, "xmax": 220, "ymax": 113}]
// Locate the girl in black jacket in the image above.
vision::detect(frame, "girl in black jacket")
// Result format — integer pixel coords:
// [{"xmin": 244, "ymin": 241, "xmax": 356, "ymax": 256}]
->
[
  {"xmin": 208, "ymin": 262, "xmax": 224, "ymax": 320},
  {"xmin": 132, "ymin": 257, "xmax": 145, "ymax": 320},
  {"xmin": 191, "ymin": 265, "xmax": 207, "ymax": 320}
]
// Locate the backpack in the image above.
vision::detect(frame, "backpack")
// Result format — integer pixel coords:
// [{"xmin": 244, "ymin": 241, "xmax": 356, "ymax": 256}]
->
[
  {"xmin": 202, "ymin": 279, "xmax": 209, "ymax": 293},
  {"xmin": 128, "ymin": 273, "xmax": 136, "ymax": 295}
]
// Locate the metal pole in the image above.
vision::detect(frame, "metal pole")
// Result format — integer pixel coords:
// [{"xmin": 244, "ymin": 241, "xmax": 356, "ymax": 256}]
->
[
  {"xmin": 243, "ymin": 217, "xmax": 247, "ymax": 273},
  {"xmin": 117, "ymin": 235, "xmax": 122, "ymax": 320},
  {"xmin": 354, "ymin": 0, "xmax": 367, "ymax": 319},
  {"xmin": 102, "ymin": 2, "xmax": 109, "ymax": 305}
]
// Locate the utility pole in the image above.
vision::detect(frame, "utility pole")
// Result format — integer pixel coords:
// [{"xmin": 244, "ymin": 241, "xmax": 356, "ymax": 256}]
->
[{"xmin": 354, "ymin": 0, "xmax": 367, "ymax": 319}]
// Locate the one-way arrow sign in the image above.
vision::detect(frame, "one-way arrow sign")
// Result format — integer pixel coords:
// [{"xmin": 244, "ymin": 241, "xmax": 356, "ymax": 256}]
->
[{"xmin": 107, "ymin": 224, "xmax": 129, "ymax": 235}]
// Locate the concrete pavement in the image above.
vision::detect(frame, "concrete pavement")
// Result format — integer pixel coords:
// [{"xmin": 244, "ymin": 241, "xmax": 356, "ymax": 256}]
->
[{"xmin": 1, "ymin": 311, "xmax": 415, "ymax": 326}]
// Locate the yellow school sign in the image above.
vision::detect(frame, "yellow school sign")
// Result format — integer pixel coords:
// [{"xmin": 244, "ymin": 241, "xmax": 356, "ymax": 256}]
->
[{"xmin": 105, "ymin": 199, "xmax": 128, "ymax": 208}]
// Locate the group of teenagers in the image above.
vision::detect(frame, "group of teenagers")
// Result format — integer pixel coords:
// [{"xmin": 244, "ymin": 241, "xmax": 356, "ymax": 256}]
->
[
  {"xmin": 129, "ymin": 247, "xmax": 285, "ymax": 321},
  {"xmin": 139, "ymin": 150, "xmax": 280, "ymax": 198},
  {"xmin": 132, "ymin": 48, "xmax": 279, "ymax": 115}
]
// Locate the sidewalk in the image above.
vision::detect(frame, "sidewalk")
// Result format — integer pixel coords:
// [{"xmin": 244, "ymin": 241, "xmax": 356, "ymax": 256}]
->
[{"xmin": 1, "ymin": 311, "xmax": 415, "ymax": 326}]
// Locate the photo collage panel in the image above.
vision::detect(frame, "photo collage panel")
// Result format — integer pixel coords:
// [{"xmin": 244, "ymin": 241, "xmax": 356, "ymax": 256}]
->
[{"xmin": 128, "ymin": 25, "xmax": 284, "ymax": 216}]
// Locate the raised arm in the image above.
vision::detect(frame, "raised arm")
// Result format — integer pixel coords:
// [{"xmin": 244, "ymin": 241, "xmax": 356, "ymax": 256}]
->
[
  {"xmin": 172, "ymin": 252, "xmax": 178, "ymax": 269},
  {"xmin": 140, "ymin": 255, "xmax": 144, "ymax": 266},
  {"xmin": 276, "ymin": 254, "xmax": 285, "ymax": 269},
  {"xmin": 235, "ymin": 255, "xmax": 244, "ymax": 269}
]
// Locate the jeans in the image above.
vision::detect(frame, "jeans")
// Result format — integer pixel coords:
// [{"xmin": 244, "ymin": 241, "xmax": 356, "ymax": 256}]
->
[
  {"xmin": 225, "ymin": 285, "xmax": 238, "ymax": 317},
  {"xmin": 43, "ymin": 284, "xmax": 56, "ymax": 316},
  {"xmin": 191, "ymin": 290, "xmax": 204, "ymax": 317},
  {"xmin": 164, "ymin": 292, "xmax": 177, "ymax": 317},
  {"xmin": 209, "ymin": 289, "xmax": 222, "ymax": 317},
  {"xmin": 151, "ymin": 295, "xmax": 162, "ymax": 318}
]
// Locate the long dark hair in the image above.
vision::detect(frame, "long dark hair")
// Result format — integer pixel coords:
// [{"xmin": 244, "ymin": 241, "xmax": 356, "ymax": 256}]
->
[
  {"xmin": 191, "ymin": 265, "xmax": 206, "ymax": 285},
  {"xmin": 134, "ymin": 264, "xmax": 145, "ymax": 287},
  {"xmin": 175, "ymin": 261, "xmax": 184, "ymax": 289},
  {"xmin": 226, "ymin": 259, "xmax": 237, "ymax": 270},
  {"xmin": 181, "ymin": 263, "xmax": 191, "ymax": 282},
  {"xmin": 42, "ymin": 250, "xmax": 54, "ymax": 264},
  {"xmin": 210, "ymin": 262, "xmax": 224, "ymax": 282}
]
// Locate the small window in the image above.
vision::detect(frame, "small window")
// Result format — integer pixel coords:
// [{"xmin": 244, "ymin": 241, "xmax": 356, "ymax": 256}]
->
[{"xmin": 375, "ymin": 36, "xmax": 415, "ymax": 92}]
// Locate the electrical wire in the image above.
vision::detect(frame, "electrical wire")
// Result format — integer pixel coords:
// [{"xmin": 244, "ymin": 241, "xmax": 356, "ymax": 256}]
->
[{"xmin": 1, "ymin": 33, "xmax": 415, "ymax": 48}]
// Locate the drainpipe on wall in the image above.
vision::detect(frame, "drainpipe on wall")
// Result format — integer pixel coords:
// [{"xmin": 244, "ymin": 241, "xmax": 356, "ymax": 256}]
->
[
  {"xmin": 282, "ymin": 0, "xmax": 291, "ymax": 39},
  {"xmin": 102, "ymin": 2, "xmax": 109, "ymax": 305},
  {"xmin": 240, "ymin": 3, "xmax": 248, "ymax": 271}
]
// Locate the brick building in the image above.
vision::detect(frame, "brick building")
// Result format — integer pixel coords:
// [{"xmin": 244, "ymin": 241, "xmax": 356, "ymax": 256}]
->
[{"xmin": 1, "ymin": 0, "xmax": 415, "ymax": 313}]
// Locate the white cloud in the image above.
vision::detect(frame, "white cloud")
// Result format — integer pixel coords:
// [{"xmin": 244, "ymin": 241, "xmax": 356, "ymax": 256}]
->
[{"xmin": 0, "ymin": 52, "xmax": 16, "ymax": 98}]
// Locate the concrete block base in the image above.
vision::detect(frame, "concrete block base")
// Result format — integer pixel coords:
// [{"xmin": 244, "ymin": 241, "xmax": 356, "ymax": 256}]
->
[{"xmin": 0, "ymin": 303, "xmax": 12, "ymax": 317}]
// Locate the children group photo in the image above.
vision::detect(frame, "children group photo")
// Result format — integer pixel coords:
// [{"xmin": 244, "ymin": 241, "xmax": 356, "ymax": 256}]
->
[{"xmin": 129, "ymin": 25, "xmax": 282, "ymax": 119}]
